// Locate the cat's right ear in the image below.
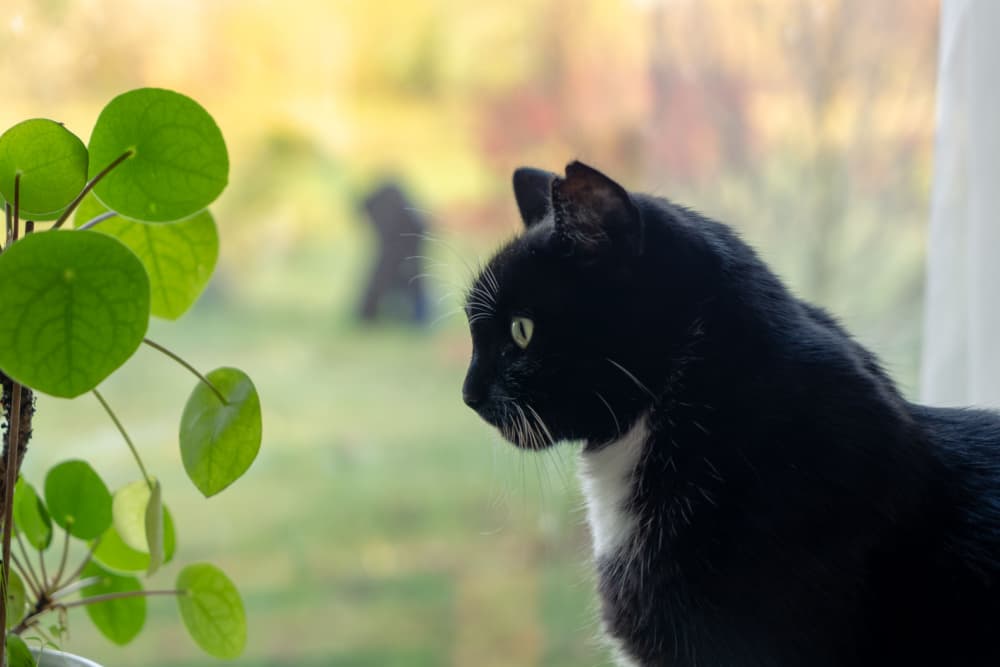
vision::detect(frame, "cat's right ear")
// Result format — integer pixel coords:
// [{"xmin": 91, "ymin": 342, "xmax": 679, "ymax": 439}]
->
[{"xmin": 512, "ymin": 167, "xmax": 558, "ymax": 228}]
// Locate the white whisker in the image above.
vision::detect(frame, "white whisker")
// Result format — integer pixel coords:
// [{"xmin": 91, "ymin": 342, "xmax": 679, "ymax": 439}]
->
[
  {"xmin": 593, "ymin": 391, "xmax": 622, "ymax": 437},
  {"xmin": 605, "ymin": 357, "xmax": 657, "ymax": 400}
]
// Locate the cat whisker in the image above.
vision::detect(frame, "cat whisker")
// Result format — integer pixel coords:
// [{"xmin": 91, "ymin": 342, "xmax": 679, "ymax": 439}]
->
[
  {"xmin": 605, "ymin": 357, "xmax": 657, "ymax": 401},
  {"xmin": 593, "ymin": 391, "xmax": 622, "ymax": 437},
  {"xmin": 402, "ymin": 255, "xmax": 470, "ymax": 295},
  {"xmin": 526, "ymin": 404, "xmax": 576, "ymax": 490},
  {"xmin": 482, "ymin": 264, "xmax": 501, "ymax": 302},
  {"xmin": 407, "ymin": 271, "xmax": 440, "ymax": 287},
  {"xmin": 409, "ymin": 231, "xmax": 484, "ymax": 288},
  {"xmin": 465, "ymin": 308, "xmax": 493, "ymax": 321},
  {"xmin": 515, "ymin": 403, "xmax": 526, "ymax": 446},
  {"xmin": 702, "ymin": 457, "xmax": 724, "ymax": 482},
  {"xmin": 436, "ymin": 290, "xmax": 457, "ymax": 305},
  {"xmin": 513, "ymin": 402, "xmax": 535, "ymax": 450},
  {"xmin": 467, "ymin": 281, "xmax": 497, "ymax": 311},
  {"xmin": 526, "ymin": 404, "xmax": 557, "ymax": 447},
  {"xmin": 467, "ymin": 277, "xmax": 496, "ymax": 300},
  {"xmin": 465, "ymin": 295, "xmax": 495, "ymax": 312},
  {"xmin": 464, "ymin": 289, "xmax": 497, "ymax": 314},
  {"xmin": 430, "ymin": 307, "xmax": 464, "ymax": 327},
  {"xmin": 512, "ymin": 401, "xmax": 553, "ymax": 502}
]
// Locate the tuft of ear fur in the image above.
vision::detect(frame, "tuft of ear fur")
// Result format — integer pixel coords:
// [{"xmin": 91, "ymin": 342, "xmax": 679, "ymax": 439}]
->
[
  {"xmin": 512, "ymin": 167, "xmax": 558, "ymax": 228},
  {"xmin": 552, "ymin": 161, "xmax": 642, "ymax": 257}
]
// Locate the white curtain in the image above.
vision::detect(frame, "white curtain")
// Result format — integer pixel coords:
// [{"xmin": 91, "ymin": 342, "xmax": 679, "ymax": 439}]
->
[{"xmin": 921, "ymin": 0, "xmax": 1000, "ymax": 408}]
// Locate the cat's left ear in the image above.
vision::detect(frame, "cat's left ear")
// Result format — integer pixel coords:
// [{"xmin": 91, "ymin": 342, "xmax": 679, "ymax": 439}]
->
[
  {"xmin": 552, "ymin": 161, "xmax": 642, "ymax": 258},
  {"xmin": 512, "ymin": 167, "xmax": 558, "ymax": 228}
]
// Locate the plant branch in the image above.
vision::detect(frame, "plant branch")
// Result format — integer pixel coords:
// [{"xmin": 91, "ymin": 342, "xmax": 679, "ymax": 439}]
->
[
  {"xmin": 37, "ymin": 548, "xmax": 49, "ymax": 592},
  {"xmin": 13, "ymin": 534, "xmax": 42, "ymax": 596},
  {"xmin": 50, "ymin": 576, "xmax": 100, "ymax": 602},
  {"xmin": 52, "ymin": 529, "xmax": 71, "ymax": 592},
  {"xmin": 0, "ymin": 379, "xmax": 23, "ymax": 649},
  {"xmin": 11, "ymin": 586, "xmax": 183, "ymax": 638},
  {"xmin": 10, "ymin": 591, "xmax": 54, "ymax": 637},
  {"xmin": 12, "ymin": 173, "xmax": 20, "ymax": 241},
  {"xmin": 142, "ymin": 338, "xmax": 228, "ymax": 405},
  {"xmin": 92, "ymin": 389, "xmax": 152, "ymax": 487},
  {"xmin": 61, "ymin": 589, "xmax": 184, "ymax": 609},
  {"xmin": 59, "ymin": 536, "xmax": 99, "ymax": 593},
  {"xmin": 51, "ymin": 150, "xmax": 133, "ymax": 230},
  {"xmin": 10, "ymin": 553, "xmax": 40, "ymax": 599},
  {"xmin": 77, "ymin": 211, "xmax": 118, "ymax": 231},
  {"xmin": 13, "ymin": 613, "xmax": 51, "ymax": 641},
  {"xmin": 11, "ymin": 605, "xmax": 42, "ymax": 637}
]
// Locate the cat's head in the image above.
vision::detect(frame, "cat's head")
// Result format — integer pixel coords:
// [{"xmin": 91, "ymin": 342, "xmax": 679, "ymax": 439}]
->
[{"xmin": 462, "ymin": 162, "xmax": 712, "ymax": 449}]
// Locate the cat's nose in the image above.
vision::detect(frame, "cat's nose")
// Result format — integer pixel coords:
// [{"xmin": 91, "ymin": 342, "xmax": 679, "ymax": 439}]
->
[
  {"xmin": 462, "ymin": 366, "xmax": 487, "ymax": 410},
  {"xmin": 462, "ymin": 383, "xmax": 484, "ymax": 409}
]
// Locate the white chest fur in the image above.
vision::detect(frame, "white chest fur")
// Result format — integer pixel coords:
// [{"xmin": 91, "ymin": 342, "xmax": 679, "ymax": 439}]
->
[{"xmin": 577, "ymin": 415, "xmax": 650, "ymax": 560}]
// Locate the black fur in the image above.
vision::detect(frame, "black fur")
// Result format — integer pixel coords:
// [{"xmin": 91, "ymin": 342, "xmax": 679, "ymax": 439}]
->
[{"xmin": 462, "ymin": 162, "xmax": 1000, "ymax": 666}]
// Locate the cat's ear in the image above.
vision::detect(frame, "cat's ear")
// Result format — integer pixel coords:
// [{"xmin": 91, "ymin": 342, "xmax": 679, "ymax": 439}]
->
[
  {"xmin": 512, "ymin": 167, "xmax": 558, "ymax": 228},
  {"xmin": 552, "ymin": 161, "xmax": 642, "ymax": 257}
]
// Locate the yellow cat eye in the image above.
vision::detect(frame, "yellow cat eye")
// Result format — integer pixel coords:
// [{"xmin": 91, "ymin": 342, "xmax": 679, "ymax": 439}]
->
[{"xmin": 511, "ymin": 316, "xmax": 534, "ymax": 349}]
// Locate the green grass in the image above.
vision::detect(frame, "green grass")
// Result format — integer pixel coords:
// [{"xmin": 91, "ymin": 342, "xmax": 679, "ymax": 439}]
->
[{"xmin": 19, "ymin": 226, "xmax": 614, "ymax": 666}]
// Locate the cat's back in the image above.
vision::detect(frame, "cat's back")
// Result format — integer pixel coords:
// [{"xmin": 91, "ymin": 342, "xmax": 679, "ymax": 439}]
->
[
  {"xmin": 910, "ymin": 402, "xmax": 1000, "ymax": 571},
  {"xmin": 866, "ymin": 402, "xmax": 1000, "ymax": 664}
]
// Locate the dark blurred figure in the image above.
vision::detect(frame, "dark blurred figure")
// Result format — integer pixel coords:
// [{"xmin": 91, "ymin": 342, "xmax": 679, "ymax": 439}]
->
[{"xmin": 357, "ymin": 182, "xmax": 429, "ymax": 325}]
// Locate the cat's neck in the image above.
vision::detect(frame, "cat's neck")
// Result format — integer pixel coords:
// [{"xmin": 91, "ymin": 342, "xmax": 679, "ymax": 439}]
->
[{"xmin": 578, "ymin": 414, "xmax": 651, "ymax": 560}]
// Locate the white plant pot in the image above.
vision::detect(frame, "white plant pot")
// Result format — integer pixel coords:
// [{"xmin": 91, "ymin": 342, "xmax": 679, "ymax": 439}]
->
[{"xmin": 30, "ymin": 649, "xmax": 103, "ymax": 667}]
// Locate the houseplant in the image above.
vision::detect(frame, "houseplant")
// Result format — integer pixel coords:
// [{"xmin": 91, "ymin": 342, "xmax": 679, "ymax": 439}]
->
[{"xmin": 0, "ymin": 88, "xmax": 262, "ymax": 665}]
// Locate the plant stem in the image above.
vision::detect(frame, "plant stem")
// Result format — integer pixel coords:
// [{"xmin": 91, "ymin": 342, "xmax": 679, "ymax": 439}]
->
[
  {"xmin": 0, "ymin": 381, "xmax": 23, "ymax": 658},
  {"xmin": 77, "ymin": 211, "xmax": 118, "ymax": 231},
  {"xmin": 10, "ymin": 554, "xmax": 39, "ymax": 599},
  {"xmin": 142, "ymin": 338, "xmax": 229, "ymax": 405},
  {"xmin": 37, "ymin": 548, "xmax": 48, "ymax": 592},
  {"xmin": 52, "ymin": 529, "xmax": 70, "ymax": 592},
  {"xmin": 92, "ymin": 389, "xmax": 152, "ymax": 487},
  {"xmin": 51, "ymin": 150, "xmax": 133, "ymax": 230},
  {"xmin": 10, "ymin": 615, "xmax": 36, "ymax": 638},
  {"xmin": 11, "ymin": 595, "xmax": 52, "ymax": 638},
  {"xmin": 11, "ymin": 616, "xmax": 40, "ymax": 641},
  {"xmin": 61, "ymin": 589, "xmax": 184, "ymax": 609},
  {"xmin": 50, "ymin": 576, "xmax": 100, "ymax": 602},
  {"xmin": 59, "ymin": 537, "xmax": 99, "ymax": 593},
  {"xmin": 13, "ymin": 534, "xmax": 42, "ymax": 596},
  {"xmin": 12, "ymin": 586, "xmax": 183, "ymax": 637},
  {"xmin": 12, "ymin": 173, "xmax": 20, "ymax": 241},
  {"xmin": 4, "ymin": 202, "xmax": 10, "ymax": 247}
]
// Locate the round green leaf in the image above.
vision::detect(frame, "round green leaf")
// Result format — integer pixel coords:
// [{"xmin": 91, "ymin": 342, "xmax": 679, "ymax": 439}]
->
[
  {"xmin": 0, "ymin": 231, "xmax": 151, "ymax": 398},
  {"xmin": 44, "ymin": 460, "xmax": 112, "ymax": 540},
  {"xmin": 6, "ymin": 569, "xmax": 26, "ymax": 629},
  {"xmin": 76, "ymin": 198, "xmax": 219, "ymax": 320},
  {"xmin": 111, "ymin": 480, "xmax": 155, "ymax": 553},
  {"xmin": 92, "ymin": 506, "xmax": 175, "ymax": 574},
  {"xmin": 180, "ymin": 368, "xmax": 262, "ymax": 498},
  {"xmin": 176, "ymin": 563, "xmax": 246, "ymax": 659},
  {"xmin": 0, "ymin": 119, "xmax": 88, "ymax": 219},
  {"xmin": 5, "ymin": 634, "xmax": 33, "ymax": 667},
  {"xmin": 81, "ymin": 561, "xmax": 145, "ymax": 646},
  {"xmin": 89, "ymin": 88, "xmax": 228, "ymax": 222},
  {"xmin": 14, "ymin": 478, "xmax": 52, "ymax": 550}
]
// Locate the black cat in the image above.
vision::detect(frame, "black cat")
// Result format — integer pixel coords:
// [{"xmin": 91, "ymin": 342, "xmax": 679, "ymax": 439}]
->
[{"xmin": 462, "ymin": 162, "xmax": 1000, "ymax": 666}]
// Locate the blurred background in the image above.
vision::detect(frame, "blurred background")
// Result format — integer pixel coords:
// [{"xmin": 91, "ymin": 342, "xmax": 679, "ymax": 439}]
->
[{"xmin": 1, "ymin": 0, "xmax": 939, "ymax": 665}]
